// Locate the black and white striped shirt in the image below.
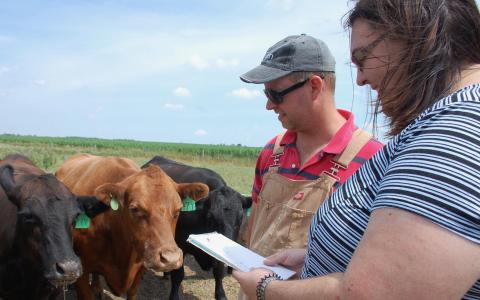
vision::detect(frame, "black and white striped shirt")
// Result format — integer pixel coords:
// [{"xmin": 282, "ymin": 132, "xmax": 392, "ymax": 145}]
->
[{"xmin": 301, "ymin": 84, "xmax": 480, "ymax": 299}]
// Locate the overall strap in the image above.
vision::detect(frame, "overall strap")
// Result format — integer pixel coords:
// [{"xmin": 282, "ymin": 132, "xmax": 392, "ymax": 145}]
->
[
  {"xmin": 269, "ymin": 131, "xmax": 286, "ymax": 172},
  {"xmin": 322, "ymin": 128, "xmax": 373, "ymax": 182}
]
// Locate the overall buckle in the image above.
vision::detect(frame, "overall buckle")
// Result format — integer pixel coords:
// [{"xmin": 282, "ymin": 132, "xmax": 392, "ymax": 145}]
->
[
  {"xmin": 322, "ymin": 160, "xmax": 347, "ymax": 181},
  {"xmin": 270, "ymin": 153, "xmax": 283, "ymax": 168}
]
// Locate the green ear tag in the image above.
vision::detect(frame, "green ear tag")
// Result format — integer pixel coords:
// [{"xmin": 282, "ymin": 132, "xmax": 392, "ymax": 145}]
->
[
  {"xmin": 181, "ymin": 197, "xmax": 196, "ymax": 212},
  {"xmin": 246, "ymin": 207, "xmax": 252, "ymax": 217},
  {"xmin": 75, "ymin": 213, "xmax": 91, "ymax": 229},
  {"xmin": 110, "ymin": 198, "xmax": 119, "ymax": 211}
]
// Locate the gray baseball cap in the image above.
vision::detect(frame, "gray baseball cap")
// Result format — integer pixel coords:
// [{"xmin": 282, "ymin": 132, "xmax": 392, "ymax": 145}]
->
[{"xmin": 240, "ymin": 34, "xmax": 335, "ymax": 84}]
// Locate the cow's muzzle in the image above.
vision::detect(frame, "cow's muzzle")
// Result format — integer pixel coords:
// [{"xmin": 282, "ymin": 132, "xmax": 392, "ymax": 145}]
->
[
  {"xmin": 46, "ymin": 260, "xmax": 82, "ymax": 287},
  {"xmin": 145, "ymin": 247, "xmax": 183, "ymax": 272}
]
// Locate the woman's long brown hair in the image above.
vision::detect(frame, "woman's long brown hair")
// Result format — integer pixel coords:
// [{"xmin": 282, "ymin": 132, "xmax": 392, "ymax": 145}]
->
[{"xmin": 345, "ymin": 0, "xmax": 480, "ymax": 136}]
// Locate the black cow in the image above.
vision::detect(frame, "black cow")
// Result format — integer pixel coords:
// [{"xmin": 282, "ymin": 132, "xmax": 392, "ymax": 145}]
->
[
  {"xmin": 142, "ymin": 156, "xmax": 252, "ymax": 300},
  {"xmin": 0, "ymin": 154, "xmax": 109, "ymax": 300}
]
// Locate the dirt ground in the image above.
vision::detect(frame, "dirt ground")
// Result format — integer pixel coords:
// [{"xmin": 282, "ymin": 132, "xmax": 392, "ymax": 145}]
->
[{"xmin": 64, "ymin": 255, "xmax": 241, "ymax": 300}]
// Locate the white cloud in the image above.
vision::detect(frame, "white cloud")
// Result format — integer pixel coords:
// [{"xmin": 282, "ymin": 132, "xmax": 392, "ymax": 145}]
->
[
  {"xmin": 266, "ymin": 0, "xmax": 294, "ymax": 10},
  {"xmin": 173, "ymin": 87, "xmax": 191, "ymax": 97},
  {"xmin": 164, "ymin": 103, "xmax": 185, "ymax": 111},
  {"xmin": 88, "ymin": 106, "xmax": 103, "ymax": 119},
  {"xmin": 229, "ymin": 88, "xmax": 261, "ymax": 99},
  {"xmin": 0, "ymin": 35, "xmax": 15, "ymax": 44},
  {"xmin": 216, "ymin": 58, "xmax": 239, "ymax": 68},
  {"xmin": 0, "ymin": 66, "xmax": 10, "ymax": 75},
  {"xmin": 33, "ymin": 79, "xmax": 47, "ymax": 86},
  {"xmin": 189, "ymin": 54, "xmax": 209, "ymax": 70},
  {"xmin": 194, "ymin": 129, "xmax": 207, "ymax": 136}
]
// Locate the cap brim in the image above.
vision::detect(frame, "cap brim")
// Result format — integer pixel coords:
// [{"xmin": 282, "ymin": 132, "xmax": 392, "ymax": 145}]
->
[{"xmin": 240, "ymin": 64, "xmax": 292, "ymax": 84}]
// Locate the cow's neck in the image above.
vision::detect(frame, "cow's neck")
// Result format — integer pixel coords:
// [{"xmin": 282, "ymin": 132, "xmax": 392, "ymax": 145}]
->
[{"xmin": 94, "ymin": 212, "xmax": 144, "ymax": 291}]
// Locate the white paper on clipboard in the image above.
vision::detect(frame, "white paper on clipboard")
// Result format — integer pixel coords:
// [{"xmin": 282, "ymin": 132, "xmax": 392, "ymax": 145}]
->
[{"xmin": 187, "ymin": 232, "xmax": 296, "ymax": 279}]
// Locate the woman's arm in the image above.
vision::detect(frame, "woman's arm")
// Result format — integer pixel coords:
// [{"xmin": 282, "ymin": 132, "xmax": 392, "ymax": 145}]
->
[{"xmin": 233, "ymin": 208, "xmax": 480, "ymax": 299}]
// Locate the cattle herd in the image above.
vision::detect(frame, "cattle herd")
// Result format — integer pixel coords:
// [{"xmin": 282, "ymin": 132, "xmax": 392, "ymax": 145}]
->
[{"xmin": 0, "ymin": 153, "xmax": 252, "ymax": 300}]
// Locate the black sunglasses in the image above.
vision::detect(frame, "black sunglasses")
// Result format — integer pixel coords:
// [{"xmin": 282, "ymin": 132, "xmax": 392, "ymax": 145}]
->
[
  {"xmin": 351, "ymin": 32, "xmax": 387, "ymax": 71},
  {"xmin": 263, "ymin": 78, "xmax": 309, "ymax": 104}
]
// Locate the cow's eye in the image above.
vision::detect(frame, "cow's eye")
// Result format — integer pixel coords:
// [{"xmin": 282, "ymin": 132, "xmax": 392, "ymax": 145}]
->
[
  {"xmin": 129, "ymin": 205, "xmax": 147, "ymax": 218},
  {"xmin": 173, "ymin": 211, "xmax": 180, "ymax": 219},
  {"xmin": 19, "ymin": 213, "xmax": 37, "ymax": 225}
]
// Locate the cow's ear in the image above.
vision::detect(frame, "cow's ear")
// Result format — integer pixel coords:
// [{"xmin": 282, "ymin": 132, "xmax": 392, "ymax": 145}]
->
[
  {"xmin": 0, "ymin": 165, "xmax": 20, "ymax": 206},
  {"xmin": 76, "ymin": 196, "xmax": 110, "ymax": 218},
  {"xmin": 94, "ymin": 183, "xmax": 126, "ymax": 209},
  {"xmin": 177, "ymin": 182, "xmax": 209, "ymax": 201},
  {"xmin": 241, "ymin": 195, "xmax": 253, "ymax": 209}
]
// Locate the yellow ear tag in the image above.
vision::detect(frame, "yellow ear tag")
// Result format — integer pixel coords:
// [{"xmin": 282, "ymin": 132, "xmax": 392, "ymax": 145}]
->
[
  {"xmin": 181, "ymin": 197, "xmax": 196, "ymax": 212},
  {"xmin": 75, "ymin": 213, "xmax": 91, "ymax": 229},
  {"xmin": 110, "ymin": 197, "xmax": 119, "ymax": 211}
]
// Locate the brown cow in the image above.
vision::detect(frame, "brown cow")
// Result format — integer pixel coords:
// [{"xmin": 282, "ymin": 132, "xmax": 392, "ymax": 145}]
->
[{"xmin": 56, "ymin": 154, "xmax": 209, "ymax": 300}]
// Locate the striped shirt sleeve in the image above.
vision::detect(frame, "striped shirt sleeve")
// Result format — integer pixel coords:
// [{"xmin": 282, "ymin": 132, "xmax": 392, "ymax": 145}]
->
[{"xmin": 372, "ymin": 102, "xmax": 480, "ymax": 244}]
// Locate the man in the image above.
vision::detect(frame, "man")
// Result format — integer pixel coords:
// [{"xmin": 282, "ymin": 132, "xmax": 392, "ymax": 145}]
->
[{"xmin": 240, "ymin": 34, "xmax": 383, "ymax": 275}]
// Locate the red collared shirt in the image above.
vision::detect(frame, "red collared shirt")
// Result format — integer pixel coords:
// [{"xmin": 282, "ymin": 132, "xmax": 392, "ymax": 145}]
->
[{"xmin": 252, "ymin": 109, "xmax": 383, "ymax": 202}]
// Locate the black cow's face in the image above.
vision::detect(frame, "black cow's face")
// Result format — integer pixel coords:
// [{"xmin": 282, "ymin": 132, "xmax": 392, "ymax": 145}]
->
[
  {"xmin": 16, "ymin": 184, "xmax": 83, "ymax": 286},
  {"xmin": 204, "ymin": 186, "xmax": 246, "ymax": 240},
  {"xmin": 0, "ymin": 166, "xmax": 108, "ymax": 287}
]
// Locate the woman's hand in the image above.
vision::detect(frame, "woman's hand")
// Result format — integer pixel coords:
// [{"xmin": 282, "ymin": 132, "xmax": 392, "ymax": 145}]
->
[
  {"xmin": 264, "ymin": 248, "xmax": 306, "ymax": 274},
  {"xmin": 232, "ymin": 268, "xmax": 275, "ymax": 299}
]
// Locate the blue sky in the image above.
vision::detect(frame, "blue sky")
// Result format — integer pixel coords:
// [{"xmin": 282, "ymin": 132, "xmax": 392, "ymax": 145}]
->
[{"xmin": 0, "ymin": 0, "xmax": 384, "ymax": 147}]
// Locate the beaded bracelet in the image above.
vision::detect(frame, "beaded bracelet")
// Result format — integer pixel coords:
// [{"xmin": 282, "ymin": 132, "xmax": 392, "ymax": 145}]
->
[{"xmin": 256, "ymin": 273, "xmax": 282, "ymax": 300}]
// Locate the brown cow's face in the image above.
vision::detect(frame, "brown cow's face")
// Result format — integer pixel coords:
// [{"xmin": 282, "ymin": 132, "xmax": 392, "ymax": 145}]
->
[
  {"xmin": 126, "ymin": 175, "xmax": 183, "ymax": 272},
  {"xmin": 95, "ymin": 165, "xmax": 208, "ymax": 272}
]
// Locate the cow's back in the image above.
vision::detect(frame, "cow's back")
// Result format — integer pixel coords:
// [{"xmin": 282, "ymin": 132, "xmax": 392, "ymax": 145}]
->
[
  {"xmin": 143, "ymin": 156, "xmax": 226, "ymax": 191},
  {"xmin": 57, "ymin": 153, "xmax": 140, "ymax": 194}
]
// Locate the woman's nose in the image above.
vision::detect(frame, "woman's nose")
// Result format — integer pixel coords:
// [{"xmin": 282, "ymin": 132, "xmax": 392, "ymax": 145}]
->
[{"xmin": 356, "ymin": 69, "xmax": 367, "ymax": 86}]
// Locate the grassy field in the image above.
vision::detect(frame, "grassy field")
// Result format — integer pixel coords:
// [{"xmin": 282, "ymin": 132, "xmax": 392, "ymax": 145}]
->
[{"xmin": 0, "ymin": 134, "xmax": 260, "ymax": 194}]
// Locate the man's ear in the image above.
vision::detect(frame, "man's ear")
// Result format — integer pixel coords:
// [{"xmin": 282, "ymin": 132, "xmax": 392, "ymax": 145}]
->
[
  {"xmin": 94, "ymin": 183, "xmax": 126, "ymax": 209},
  {"xmin": 0, "ymin": 165, "xmax": 20, "ymax": 207},
  {"xmin": 177, "ymin": 182, "xmax": 209, "ymax": 201},
  {"xmin": 309, "ymin": 74, "xmax": 326, "ymax": 99},
  {"xmin": 76, "ymin": 196, "xmax": 110, "ymax": 218}
]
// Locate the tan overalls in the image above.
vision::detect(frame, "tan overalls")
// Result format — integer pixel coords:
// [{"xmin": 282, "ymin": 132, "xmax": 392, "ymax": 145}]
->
[
  {"xmin": 250, "ymin": 128, "xmax": 372, "ymax": 257},
  {"xmin": 238, "ymin": 129, "xmax": 372, "ymax": 300}
]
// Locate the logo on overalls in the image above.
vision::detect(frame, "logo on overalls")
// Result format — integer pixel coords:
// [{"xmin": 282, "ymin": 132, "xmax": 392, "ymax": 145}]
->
[{"xmin": 293, "ymin": 192, "xmax": 304, "ymax": 200}]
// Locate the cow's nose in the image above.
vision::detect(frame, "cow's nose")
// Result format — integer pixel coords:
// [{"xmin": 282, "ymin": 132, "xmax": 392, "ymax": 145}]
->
[
  {"xmin": 55, "ymin": 260, "xmax": 82, "ymax": 279},
  {"xmin": 158, "ymin": 248, "xmax": 183, "ymax": 270}
]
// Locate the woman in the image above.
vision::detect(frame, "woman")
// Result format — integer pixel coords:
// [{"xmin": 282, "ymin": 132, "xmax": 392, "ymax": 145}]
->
[{"xmin": 233, "ymin": 0, "xmax": 480, "ymax": 299}]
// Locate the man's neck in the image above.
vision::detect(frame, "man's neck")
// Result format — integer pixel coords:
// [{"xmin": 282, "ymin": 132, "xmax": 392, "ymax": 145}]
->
[{"xmin": 296, "ymin": 109, "xmax": 347, "ymax": 166}]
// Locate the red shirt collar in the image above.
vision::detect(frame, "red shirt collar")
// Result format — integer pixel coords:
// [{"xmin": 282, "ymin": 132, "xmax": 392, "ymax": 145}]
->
[{"xmin": 279, "ymin": 109, "xmax": 356, "ymax": 155}]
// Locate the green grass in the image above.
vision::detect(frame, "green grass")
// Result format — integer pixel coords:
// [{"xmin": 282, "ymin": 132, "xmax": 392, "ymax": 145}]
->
[{"xmin": 0, "ymin": 134, "xmax": 260, "ymax": 194}]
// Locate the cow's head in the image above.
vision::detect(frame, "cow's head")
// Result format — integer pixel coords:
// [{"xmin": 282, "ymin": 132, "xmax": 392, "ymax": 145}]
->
[
  {"xmin": 94, "ymin": 164, "xmax": 208, "ymax": 272},
  {"xmin": 0, "ymin": 165, "xmax": 109, "ymax": 287},
  {"xmin": 203, "ymin": 186, "xmax": 252, "ymax": 241}
]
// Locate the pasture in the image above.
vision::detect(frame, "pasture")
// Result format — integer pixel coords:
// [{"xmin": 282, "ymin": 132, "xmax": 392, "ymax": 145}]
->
[
  {"xmin": 0, "ymin": 134, "xmax": 259, "ymax": 299},
  {"xmin": 0, "ymin": 134, "xmax": 260, "ymax": 194}
]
